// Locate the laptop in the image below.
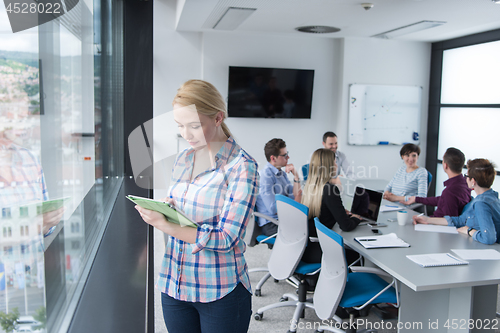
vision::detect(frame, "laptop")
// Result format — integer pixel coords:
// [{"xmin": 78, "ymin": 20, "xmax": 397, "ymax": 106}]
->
[{"xmin": 349, "ymin": 186, "xmax": 383, "ymax": 223}]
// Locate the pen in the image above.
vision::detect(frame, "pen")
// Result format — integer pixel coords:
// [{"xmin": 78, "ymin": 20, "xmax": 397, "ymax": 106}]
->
[
  {"xmin": 416, "ymin": 213, "xmax": 424, "ymax": 217},
  {"xmin": 359, "ymin": 239, "xmax": 376, "ymax": 241},
  {"xmin": 386, "ymin": 205, "xmax": 398, "ymax": 208}
]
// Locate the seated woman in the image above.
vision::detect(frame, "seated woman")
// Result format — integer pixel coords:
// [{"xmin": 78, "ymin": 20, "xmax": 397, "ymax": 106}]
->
[
  {"xmin": 414, "ymin": 159, "xmax": 500, "ymax": 245},
  {"xmin": 301, "ymin": 148, "xmax": 362, "ymax": 264},
  {"xmin": 384, "ymin": 143, "xmax": 428, "ymax": 202}
]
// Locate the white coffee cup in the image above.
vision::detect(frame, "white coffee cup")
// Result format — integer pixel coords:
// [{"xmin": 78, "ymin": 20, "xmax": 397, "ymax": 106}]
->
[{"xmin": 397, "ymin": 210, "xmax": 409, "ymax": 226}]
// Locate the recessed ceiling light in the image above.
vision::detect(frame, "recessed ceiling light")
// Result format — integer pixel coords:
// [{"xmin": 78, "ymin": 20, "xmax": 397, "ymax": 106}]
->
[
  {"xmin": 493, "ymin": 0, "xmax": 500, "ymax": 4},
  {"xmin": 296, "ymin": 26, "xmax": 341, "ymax": 34},
  {"xmin": 213, "ymin": 7, "xmax": 256, "ymax": 30},
  {"xmin": 372, "ymin": 20, "xmax": 446, "ymax": 39}
]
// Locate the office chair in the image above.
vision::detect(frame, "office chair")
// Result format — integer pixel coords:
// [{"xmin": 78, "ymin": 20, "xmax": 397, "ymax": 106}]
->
[
  {"xmin": 246, "ymin": 211, "xmax": 278, "ymax": 296},
  {"xmin": 313, "ymin": 218, "xmax": 399, "ymax": 333},
  {"xmin": 424, "ymin": 171, "xmax": 433, "ymax": 215},
  {"xmin": 254, "ymin": 195, "xmax": 320, "ymax": 332},
  {"xmin": 302, "ymin": 163, "xmax": 310, "ymax": 181}
]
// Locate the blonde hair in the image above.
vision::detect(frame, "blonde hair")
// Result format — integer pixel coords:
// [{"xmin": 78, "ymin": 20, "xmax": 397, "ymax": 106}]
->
[
  {"xmin": 172, "ymin": 79, "xmax": 232, "ymax": 137},
  {"xmin": 302, "ymin": 149, "xmax": 337, "ymax": 219}
]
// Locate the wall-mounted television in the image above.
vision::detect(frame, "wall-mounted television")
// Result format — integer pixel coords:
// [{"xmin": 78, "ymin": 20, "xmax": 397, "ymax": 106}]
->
[{"xmin": 227, "ymin": 66, "xmax": 314, "ymax": 118}]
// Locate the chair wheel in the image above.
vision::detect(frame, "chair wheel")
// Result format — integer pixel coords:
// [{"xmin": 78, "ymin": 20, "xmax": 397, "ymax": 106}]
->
[
  {"xmin": 255, "ymin": 289, "xmax": 261, "ymax": 297},
  {"xmin": 279, "ymin": 296, "xmax": 288, "ymax": 302},
  {"xmin": 254, "ymin": 313, "xmax": 263, "ymax": 321}
]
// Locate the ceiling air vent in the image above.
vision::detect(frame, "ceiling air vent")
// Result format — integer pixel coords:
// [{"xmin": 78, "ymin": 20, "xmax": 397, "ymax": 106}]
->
[{"xmin": 295, "ymin": 26, "xmax": 341, "ymax": 34}]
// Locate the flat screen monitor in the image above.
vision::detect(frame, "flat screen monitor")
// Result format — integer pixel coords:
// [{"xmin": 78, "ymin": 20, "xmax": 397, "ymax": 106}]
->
[{"xmin": 227, "ymin": 66, "xmax": 314, "ymax": 118}]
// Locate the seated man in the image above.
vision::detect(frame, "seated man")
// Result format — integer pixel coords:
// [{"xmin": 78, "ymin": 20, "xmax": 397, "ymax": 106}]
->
[
  {"xmin": 255, "ymin": 138, "xmax": 302, "ymax": 236},
  {"xmin": 403, "ymin": 147, "xmax": 471, "ymax": 217},
  {"xmin": 322, "ymin": 131, "xmax": 354, "ymax": 179}
]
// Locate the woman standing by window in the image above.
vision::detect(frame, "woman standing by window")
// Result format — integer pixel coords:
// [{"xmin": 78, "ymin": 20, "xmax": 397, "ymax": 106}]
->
[{"xmin": 135, "ymin": 80, "xmax": 258, "ymax": 333}]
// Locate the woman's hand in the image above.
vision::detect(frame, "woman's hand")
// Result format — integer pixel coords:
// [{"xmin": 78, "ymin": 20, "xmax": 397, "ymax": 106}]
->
[
  {"xmin": 413, "ymin": 215, "xmax": 430, "ymax": 225},
  {"xmin": 383, "ymin": 191, "xmax": 396, "ymax": 201},
  {"xmin": 401, "ymin": 196, "xmax": 416, "ymax": 205},
  {"xmin": 457, "ymin": 226, "xmax": 475, "ymax": 237},
  {"xmin": 42, "ymin": 207, "xmax": 64, "ymax": 235},
  {"xmin": 135, "ymin": 206, "xmax": 169, "ymax": 229}
]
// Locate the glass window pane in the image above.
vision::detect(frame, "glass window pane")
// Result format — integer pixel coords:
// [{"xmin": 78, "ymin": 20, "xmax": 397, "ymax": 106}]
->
[
  {"xmin": 438, "ymin": 108, "xmax": 500, "ymax": 171},
  {"xmin": 441, "ymin": 40, "xmax": 500, "ymax": 104}
]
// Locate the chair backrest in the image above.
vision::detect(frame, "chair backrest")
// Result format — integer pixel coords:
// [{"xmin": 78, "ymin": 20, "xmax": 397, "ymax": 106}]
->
[
  {"xmin": 244, "ymin": 211, "xmax": 259, "ymax": 247},
  {"xmin": 427, "ymin": 171, "xmax": 433, "ymax": 190},
  {"xmin": 313, "ymin": 218, "xmax": 348, "ymax": 321},
  {"xmin": 267, "ymin": 194, "xmax": 309, "ymax": 280},
  {"xmin": 302, "ymin": 164, "xmax": 309, "ymax": 181}
]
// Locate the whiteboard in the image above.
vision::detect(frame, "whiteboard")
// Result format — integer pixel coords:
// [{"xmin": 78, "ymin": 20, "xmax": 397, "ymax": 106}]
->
[{"xmin": 348, "ymin": 84, "xmax": 422, "ymax": 145}]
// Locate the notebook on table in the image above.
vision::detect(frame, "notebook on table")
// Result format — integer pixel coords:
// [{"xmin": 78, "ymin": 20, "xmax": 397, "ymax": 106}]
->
[{"xmin": 406, "ymin": 253, "xmax": 469, "ymax": 267}]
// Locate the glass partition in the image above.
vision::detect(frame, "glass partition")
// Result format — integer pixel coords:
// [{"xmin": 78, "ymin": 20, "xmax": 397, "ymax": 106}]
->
[{"xmin": 0, "ymin": 0, "xmax": 123, "ymax": 331}]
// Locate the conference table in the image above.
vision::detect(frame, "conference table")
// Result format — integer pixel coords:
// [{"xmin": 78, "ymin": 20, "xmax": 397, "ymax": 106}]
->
[{"xmin": 332, "ymin": 204, "xmax": 500, "ymax": 333}]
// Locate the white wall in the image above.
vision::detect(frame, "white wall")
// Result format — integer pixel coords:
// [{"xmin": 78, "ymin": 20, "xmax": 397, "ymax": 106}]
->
[
  {"xmin": 338, "ymin": 38, "xmax": 431, "ymax": 182},
  {"xmin": 201, "ymin": 31, "xmax": 340, "ymax": 169},
  {"xmin": 154, "ymin": 0, "xmax": 432, "ymax": 191}
]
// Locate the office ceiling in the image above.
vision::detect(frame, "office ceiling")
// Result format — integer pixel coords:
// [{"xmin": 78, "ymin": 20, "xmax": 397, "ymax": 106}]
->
[{"xmin": 175, "ymin": 0, "xmax": 500, "ymax": 42}]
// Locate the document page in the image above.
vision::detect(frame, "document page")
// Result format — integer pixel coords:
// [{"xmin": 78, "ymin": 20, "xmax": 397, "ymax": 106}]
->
[
  {"xmin": 414, "ymin": 224, "xmax": 458, "ymax": 234},
  {"xmin": 355, "ymin": 233, "xmax": 410, "ymax": 248},
  {"xmin": 407, "ymin": 253, "xmax": 468, "ymax": 267},
  {"xmin": 451, "ymin": 249, "xmax": 500, "ymax": 260}
]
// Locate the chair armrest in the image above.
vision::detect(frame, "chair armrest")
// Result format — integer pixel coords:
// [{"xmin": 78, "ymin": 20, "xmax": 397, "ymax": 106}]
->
[
  {"xmin": 258, "ymin": 233, "xmax": 277, "ymax": 244},
  {"xmin": 253, "ymin": 212, "xmax": 279, "ymax": 225},
  {"xmin": 350, "ymin": 266, "xmax": 392, "ymax": 279},
  {"xmin": 309, "ymin": 237, "xmax": 319, "ymax": 243}
]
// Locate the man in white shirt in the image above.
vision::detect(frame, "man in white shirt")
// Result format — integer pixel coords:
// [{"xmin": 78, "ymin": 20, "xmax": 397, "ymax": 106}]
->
[{"xmin": 322, "ymin": 131, "xmax": 355, "ymax": 179}]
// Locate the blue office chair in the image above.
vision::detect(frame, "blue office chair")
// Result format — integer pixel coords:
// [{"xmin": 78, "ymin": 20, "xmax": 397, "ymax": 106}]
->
[
  {"xmin": 254, "ymin": 195, "xmax": 320, "ymax": 332},
  {"xmin": 247, "ymin": 211, "xmax": 278, "ymax": 297},
  {"xmin": 423, "ymin": 171, "xmax": 433, "ymax": 215},
  {"xmin": 313, "ymin": 218, "xmax": 399, "ymax": 333},
  {"xmin": 302, "ymin": 163, "xmax": 310, "ymax": 181}
]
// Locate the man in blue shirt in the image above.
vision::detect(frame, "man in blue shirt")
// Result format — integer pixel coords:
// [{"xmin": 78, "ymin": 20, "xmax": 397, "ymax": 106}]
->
[{"xmin": 255, "ymin": 138, "xmax": 302, "ymax": 236}]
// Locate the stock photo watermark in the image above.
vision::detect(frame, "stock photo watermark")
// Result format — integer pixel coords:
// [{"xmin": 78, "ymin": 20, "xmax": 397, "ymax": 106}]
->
[{"xmin": 3, "ymin": 0, "xmax": 78, "ymax": 33}]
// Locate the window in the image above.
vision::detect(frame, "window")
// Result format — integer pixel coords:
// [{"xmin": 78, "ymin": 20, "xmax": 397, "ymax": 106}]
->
[
  {"xmin": 0, "ymin": 0, "xmax": 124, "ymax": 331},
  {"xmin": 2, "ymin": 208, "xmax": 11, "ymax": 219},
  {"xmin": 20, "ymin": 206, "xmax": 29, "ymax": 217},
  {"xmin": 428, "ymin": 30, "xmax": 500, "ymax": 199},
  {"xmin": 4, "ymin": 246, "xmax": 13, "ymax": 256}
]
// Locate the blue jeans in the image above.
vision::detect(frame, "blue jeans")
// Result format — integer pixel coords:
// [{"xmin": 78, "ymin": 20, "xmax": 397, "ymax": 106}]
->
[{"xmin": 161, "ymin": 283, "xmax": 252, "ymax": 333}]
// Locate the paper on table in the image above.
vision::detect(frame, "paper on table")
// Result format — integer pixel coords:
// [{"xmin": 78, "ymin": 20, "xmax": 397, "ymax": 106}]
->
[
  {"xmin": 451, "ymin": 249, "xmax": 500, "ymax": 260},
  {"xmin": 406, "ymin": 253, "xmax": 469, "ymax": 267},
  {"xmin": 355, "ymin": 233, "xmax": 410, "ymax": 248},
  {"xmin": 414, "ymin": 224, "xmax": 458, "ymax": 234},
  {"xmin": 379, "ymin": 204, "xmax": 404, "ymax": 212}
]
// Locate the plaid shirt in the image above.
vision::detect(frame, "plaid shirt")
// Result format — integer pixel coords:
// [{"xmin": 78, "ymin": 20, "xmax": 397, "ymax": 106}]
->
[
  {"xmin": 157, "ymin": 136, "xmax": 259, "ymax": 303},
  {"xmin": 0, "ymin": 144, "xmax": 48, "ymax": 209}
]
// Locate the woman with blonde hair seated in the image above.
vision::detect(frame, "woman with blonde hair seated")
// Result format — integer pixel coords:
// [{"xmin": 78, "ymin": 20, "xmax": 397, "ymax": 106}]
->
[
  {"xmin": 301, "ymin": 148, "xmax": 362, "ymax": 264},
  {"xmin": 414, "ymin": 158, "xmax": 500, "ymax": 245}
]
